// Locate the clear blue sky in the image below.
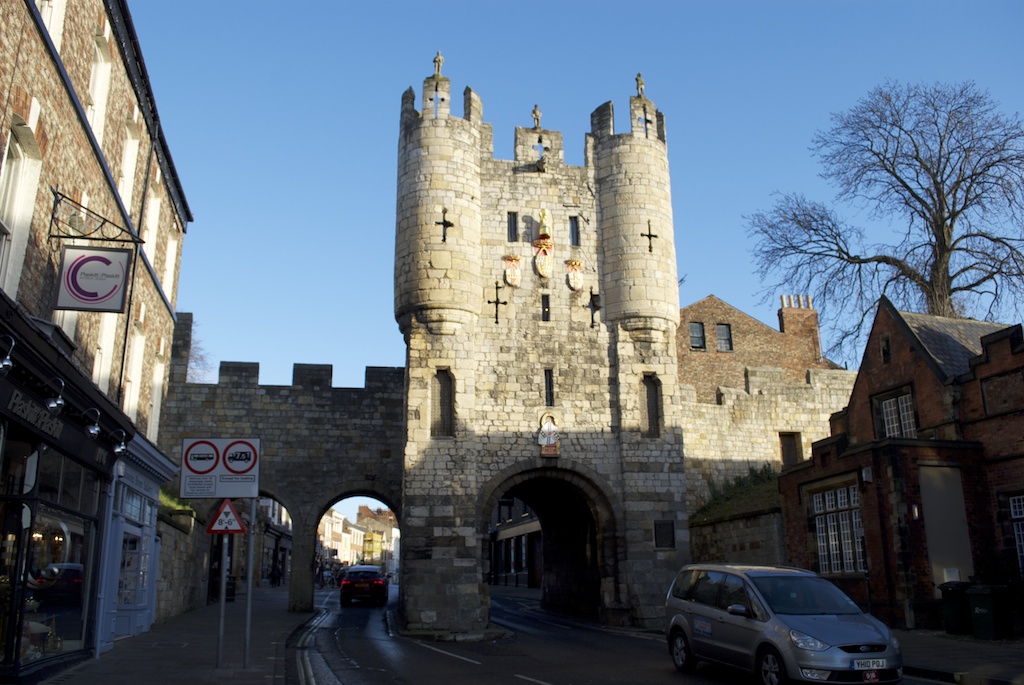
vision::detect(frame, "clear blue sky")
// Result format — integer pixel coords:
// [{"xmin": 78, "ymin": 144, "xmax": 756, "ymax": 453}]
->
[{"xmin": 128, "ymin": 1, "xmax": 1024, "ymax": 385}]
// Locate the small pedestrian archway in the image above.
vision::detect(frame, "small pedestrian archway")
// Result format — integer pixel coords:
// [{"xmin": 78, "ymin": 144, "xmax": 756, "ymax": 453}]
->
[{"xmin": 480, "ymin": 464, "xmax": 626, "ymax": 623}]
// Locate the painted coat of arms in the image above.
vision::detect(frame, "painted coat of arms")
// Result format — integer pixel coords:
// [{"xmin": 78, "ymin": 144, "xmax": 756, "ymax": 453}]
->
[
  {"xmin": 503, "ymin": 256, "xmax": 522, "ymax": 288},
  {"xmin": 565, "ymin": 259, "xmax": 583, "ymax": 291}
]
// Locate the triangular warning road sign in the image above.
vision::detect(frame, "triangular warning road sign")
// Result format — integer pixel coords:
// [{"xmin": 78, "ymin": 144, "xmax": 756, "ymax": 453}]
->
[{"xmin": 207, "ymin": 498, "xmax": 247, "ymax": 534}]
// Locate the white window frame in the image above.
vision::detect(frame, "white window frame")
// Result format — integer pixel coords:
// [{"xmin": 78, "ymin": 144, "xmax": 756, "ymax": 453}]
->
[
  {"xmin": 86, "ymin": 35, "xmax": 112, "ymax": 144},
  {"xmin": 35, "ymin": 0, "xmax": 68, "ymax": 52},
  {"xmin": 813, "ymin": 484, "xmax": 866, "ymax": 574},
  {"xmin": 0, "ymin": 118, "xmax": 43, "ymax": 293},
  {"xmin": 879, "ymin": 390, "xmax": 917, "ymax": 438},
  {"xmin": 1012, "ymin": 495, "xmax": 1024, "ymax": 579}
]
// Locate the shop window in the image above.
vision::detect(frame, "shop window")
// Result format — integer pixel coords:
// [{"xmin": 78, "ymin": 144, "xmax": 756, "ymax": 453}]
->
[
  {"xmin": 0, "ymin": 433, "xmax": 37, "ymax": 496},
  {"xmin": 118, "ymin": 533, "xmax": 145, "ymax": 606},
  {"xmin": 812, "ymin": 484, "xmax": 865, "ymax": 574},
  {"xmin": 641, "ymin": 373, "xmax": 661, "ymax": 438},
  {"xmin": 689, "ymin": 322, "xmax": 706, "ymax": 350},
  {"xmin": 25, "ymin": 505, "xmax": 93, "ymax": 655},
  {"xmin": 873, "ymin": 388, "xmax": 917, "ymax": 438},
  {"xmin": 431, "ymin": 369, "xmax": 454, "ymax": 437},
  {"xmin": 716, "ymin": 323, "xmax": 733, "ymax": 352}
]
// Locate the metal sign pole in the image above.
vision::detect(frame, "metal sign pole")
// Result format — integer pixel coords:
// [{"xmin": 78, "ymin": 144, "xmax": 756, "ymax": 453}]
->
[
  {"xmin": 218, "ymin": 535, "xmax": 227, "ymax": 668},
  {"xmin": 244, "ymin": 497, "xmax": 256, "ymax": 667}
]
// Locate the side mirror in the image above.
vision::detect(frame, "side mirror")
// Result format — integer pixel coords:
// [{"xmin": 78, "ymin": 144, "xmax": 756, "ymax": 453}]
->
[{"xmin": 726, "ymin": 603, "xmax": 751, "ymax": 617}]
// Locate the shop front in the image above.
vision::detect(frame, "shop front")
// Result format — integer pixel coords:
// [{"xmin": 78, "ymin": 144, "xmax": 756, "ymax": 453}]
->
[
  {"xmin": 95, "ymin": 436, "xmax": 176, "ymax": 653},
  {"xmin": 0, "ymin": 295, "xmax": 134, "ymax": 681}
]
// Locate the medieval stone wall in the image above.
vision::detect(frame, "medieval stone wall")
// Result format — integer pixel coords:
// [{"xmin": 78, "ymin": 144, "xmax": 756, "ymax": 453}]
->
[
  {"xmin": 159, "ymin": 314, "xmax": 406, "ymax": 612},
  {"xmin": 680, "ymin": 368, "xmax": 855, "ymax": 512},
  {"xmin": 689, "ymin": 512, "xmax": 786, "ymax": 566}
]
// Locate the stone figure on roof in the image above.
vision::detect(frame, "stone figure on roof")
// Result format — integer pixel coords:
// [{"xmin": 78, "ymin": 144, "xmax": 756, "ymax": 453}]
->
[
  {"xmin": 532, "ymin": 104, "xmax": 542, "ymax": 129},
  {"xmin": 636, "ymin": 72, "xmax": 645, "ymax": 97},
  {"xmin": 433, "ymin": 51, "xmax": 444, "ymax": 77}
]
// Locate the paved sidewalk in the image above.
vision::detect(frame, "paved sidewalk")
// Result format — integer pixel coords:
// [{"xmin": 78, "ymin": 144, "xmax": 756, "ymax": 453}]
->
[
  {"xmin": 37, "ymin": 586, "xmax": 314, "ymax": 685},
  {"xmin": 35, "ymin": 584, "xmax": 1024, "ymax": 685},
  {"xmin": 895, "ymin": 627, "xmax": 1024, "ymax": 685}
]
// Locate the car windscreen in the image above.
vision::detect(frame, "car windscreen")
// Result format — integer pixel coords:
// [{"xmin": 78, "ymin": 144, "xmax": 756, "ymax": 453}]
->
[
  {"xmin": 751, "ymin": 576, "xmax": 862, "ymax": 615},
  {"xmin": 346, "ymin": 571, "xmax": 380, "ymax": 580}
]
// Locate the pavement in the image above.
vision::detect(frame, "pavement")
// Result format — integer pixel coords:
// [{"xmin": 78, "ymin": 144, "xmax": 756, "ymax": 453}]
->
[{"xmin": 35, "ymin": 584, "xmax": 1024, "ymax": 685}]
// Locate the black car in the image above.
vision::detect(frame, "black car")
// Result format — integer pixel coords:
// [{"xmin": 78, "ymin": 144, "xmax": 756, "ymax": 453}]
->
[{"xmin": 339, "ymin": 565, "xmax": 388, "ymax": 606}]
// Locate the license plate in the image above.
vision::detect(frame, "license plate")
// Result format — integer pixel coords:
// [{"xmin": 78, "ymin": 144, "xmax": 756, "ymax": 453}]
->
[
  {"xmin": 853, "ymin": 658, "xmax": 886, "ymax": 670},
  {"xmin": 354, "ymin": 582, "xmax": 369, "ymax": 589}
]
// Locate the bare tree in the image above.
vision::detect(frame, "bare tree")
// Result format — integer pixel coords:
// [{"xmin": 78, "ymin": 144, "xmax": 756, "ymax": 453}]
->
[
  {"xmin": 748, "ymin": 81, "xmax": 1024, "ymax": 357},
  {"xmin": 187, "ymin": 323, "xmax": 213, "ymax": 383}
]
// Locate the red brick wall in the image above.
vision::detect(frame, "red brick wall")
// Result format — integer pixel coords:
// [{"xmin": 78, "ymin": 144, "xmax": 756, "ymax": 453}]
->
[{"xmin": 677, "ymin": 295, "xmax": 837, "ymax": 403}]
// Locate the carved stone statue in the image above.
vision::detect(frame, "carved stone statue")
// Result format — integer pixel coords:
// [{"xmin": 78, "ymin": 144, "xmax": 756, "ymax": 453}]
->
[
  {"xmin": 433, "ymin": 51, "xmax": 444, "ymax": 77},
  {"xmin": 636, "ymin": 72, "xmax": 645, "ymax": 97},
  {"xmin": 532, "ymin": 104, "xmax": 542, "ymax": 129},
  {"xmin": 538, "ymin": 208, "xmax": 551, "ymax": 237},
  {"xmin": 538, "ymin": 415, "xmax": 559, "ymax": 446}
]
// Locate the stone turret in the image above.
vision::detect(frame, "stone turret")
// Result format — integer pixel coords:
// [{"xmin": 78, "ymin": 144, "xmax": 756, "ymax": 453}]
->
[
  {"xmin": 591, "ymin": 94, "xmax": 679, "ymax": 335},
  {"xmin": 394, "ymin": 70, "xmax": 484, "ymax": 335}
]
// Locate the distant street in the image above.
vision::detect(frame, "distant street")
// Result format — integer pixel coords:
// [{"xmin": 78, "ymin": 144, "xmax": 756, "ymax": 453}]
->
[{"xmin": 291, "ymin": 585, "xmax": 943, "ymax": 685}]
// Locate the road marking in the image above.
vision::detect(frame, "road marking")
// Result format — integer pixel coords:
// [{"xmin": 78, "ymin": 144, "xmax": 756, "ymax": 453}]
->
[
  {"xmin": 415, "ymin": 642, "xmax": 483, "ymax": 664},
  {"xmin": 515, "ymin": 675, "xmax": 555, "ymax": 685},
  {"xmin": 295, "ymin": 610, "xmax": 331, "ymax": 685}
]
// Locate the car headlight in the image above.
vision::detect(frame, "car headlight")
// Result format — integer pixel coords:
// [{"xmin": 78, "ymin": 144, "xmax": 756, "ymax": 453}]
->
[
  {"xmin": 890, "ymin": 634, "xmax": 900, "ymax": 651},
  {"xmin": 790, "ymin": 629, "xmax": 830, "ymax": 652}
]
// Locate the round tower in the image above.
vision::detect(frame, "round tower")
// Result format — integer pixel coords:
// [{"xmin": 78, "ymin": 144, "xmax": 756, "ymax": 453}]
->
[
  {"xmin": 591, "ymin": 94, "xmax": 679, "ymax": 331},
  {"xmin": 394, "ymin": 66, "xmax": 483, "ymax": 336}
]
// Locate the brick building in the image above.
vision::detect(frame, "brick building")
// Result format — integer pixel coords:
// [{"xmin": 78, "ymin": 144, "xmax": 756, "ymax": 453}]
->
[
  {"xmin": 678, "ymin": 294, "xmax": 839, "ymax": 404},
  {"xmin": 0, "ymin": 0, "xmax": 190, "ymax": 679},
  {"xmin": 677, "ymin": 295, "xmax": 855, "ymax": 514},
  {"xmin": 779, "ymin": 297, "xmax": 1024, "ymax": 630}
]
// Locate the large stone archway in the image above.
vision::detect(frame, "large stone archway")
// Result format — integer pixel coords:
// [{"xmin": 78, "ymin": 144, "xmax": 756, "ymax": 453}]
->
[{"xmin": 479, "ymin": 462, "xmax": 628, "ymax": 623}]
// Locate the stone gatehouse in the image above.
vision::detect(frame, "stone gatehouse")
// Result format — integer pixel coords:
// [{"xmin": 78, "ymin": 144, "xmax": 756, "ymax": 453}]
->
[{"xmin": 160, "ymin": 61, "xmax": 690, "ymax": 633}]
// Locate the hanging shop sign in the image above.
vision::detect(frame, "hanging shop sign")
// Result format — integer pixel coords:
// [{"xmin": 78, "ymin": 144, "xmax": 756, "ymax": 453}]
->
[{"xmin": 54, "ymin": 246, "xmax": 132, "ymax": 313}]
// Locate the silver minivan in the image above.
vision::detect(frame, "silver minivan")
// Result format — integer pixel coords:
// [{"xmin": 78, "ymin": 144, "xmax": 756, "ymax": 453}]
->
[{"xmin": 665, "ymin": 564, "xmax": 902, "ymax": 684}]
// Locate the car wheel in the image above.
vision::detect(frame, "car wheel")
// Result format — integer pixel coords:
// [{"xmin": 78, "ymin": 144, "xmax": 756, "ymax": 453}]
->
[
  {"xmin": 757, "ymin": 646, "xmax": 787, "ymax": 685},
  {"xmin": 668, "ymin": 629, "xmax": 697, "ymax": 673}
]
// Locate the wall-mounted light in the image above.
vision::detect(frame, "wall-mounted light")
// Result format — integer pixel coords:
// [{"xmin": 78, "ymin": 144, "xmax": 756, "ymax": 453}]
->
[
  {"xmin": 911, "ymin": 503, "xmax": 921, "ymax": 521},
  {"xmin": 0, "ymin": 335, "xmax": 14, "ymax": 378},
  {"xmin": 45, "ymin": 378, "xmax": 65, "ymax": 416},
  {"xmin": 112, "ymin": 429, "xmax": 127, "ymax": 456},
  {"xmin": 84, "ymin": 407, "xmax": 101, "ymax": 439}
]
